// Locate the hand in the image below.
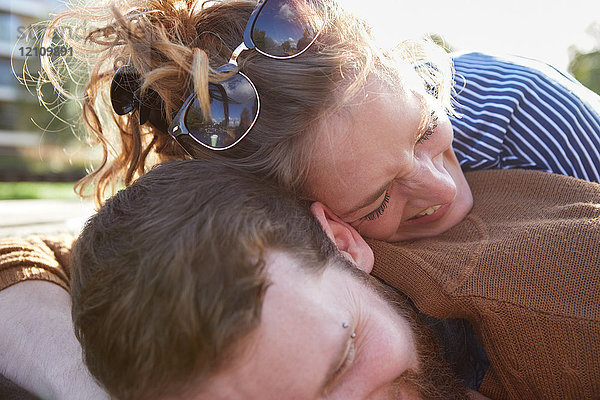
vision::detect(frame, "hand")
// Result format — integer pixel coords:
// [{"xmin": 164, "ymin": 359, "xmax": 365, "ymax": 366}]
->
[{"xmin": 0, "ymin": 281, "xmax": 109, "ymax": 399}]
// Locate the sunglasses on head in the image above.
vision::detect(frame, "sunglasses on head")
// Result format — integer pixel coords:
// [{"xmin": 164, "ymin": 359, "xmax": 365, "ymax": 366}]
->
[{"xmin": 168, "ymin": 0, "xmax": 327, "ymax": 153}]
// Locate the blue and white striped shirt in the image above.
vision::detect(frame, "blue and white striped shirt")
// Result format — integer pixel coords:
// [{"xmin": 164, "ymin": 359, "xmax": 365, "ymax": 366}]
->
[{"xmin": 450, "ymin": 52, "xmax": 600, "ymax": 182}]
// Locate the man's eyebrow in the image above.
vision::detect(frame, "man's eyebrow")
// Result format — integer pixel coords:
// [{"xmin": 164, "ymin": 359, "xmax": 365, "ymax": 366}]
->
[
  {"xmin": 342, "ymin": 180, "xmax": 392, "ymax": 220},
  {"xmin": 319, "ymin": 336, "xmax": 352, "ymax": 392}
]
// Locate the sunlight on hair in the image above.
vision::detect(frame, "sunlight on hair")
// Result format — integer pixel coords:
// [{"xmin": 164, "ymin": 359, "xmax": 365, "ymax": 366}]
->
[{"xmin": 173, "ymin": 0, "xmax": 188, "ymax": 11}]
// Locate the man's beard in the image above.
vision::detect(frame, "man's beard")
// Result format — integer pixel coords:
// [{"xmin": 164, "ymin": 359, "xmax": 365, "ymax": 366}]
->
[
  {"xmin": 340, "ymin": 257, "xmax": 470, "ymax": 399},
  {"xmin": 392, "ymin": 315, "xmax": 471, "ymax": 400}
]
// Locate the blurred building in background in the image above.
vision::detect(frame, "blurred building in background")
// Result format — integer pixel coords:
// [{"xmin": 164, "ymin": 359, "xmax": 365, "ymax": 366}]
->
[{"xmin": 0, "ymin": 0, "xmax": 88, "ymax": 182}]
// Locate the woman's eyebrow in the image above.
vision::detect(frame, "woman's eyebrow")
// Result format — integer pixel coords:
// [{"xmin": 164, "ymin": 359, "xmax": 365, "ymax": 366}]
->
[
  {"xmin": 342, "ymin": 180, "xmax": 392, "ymax": 220},
  {"xmin": 319, "ymin": 336, "xmax": 352, "ymax": 391}
]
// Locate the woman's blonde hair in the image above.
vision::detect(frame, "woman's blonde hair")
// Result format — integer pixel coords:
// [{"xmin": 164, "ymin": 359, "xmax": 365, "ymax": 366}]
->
[{"xmin": 41, "ymin": 0, "xmax": 454, "ymax": 205}]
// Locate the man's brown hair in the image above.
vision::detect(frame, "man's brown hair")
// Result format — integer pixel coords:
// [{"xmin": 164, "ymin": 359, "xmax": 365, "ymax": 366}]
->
[{"xmin": 70, "ymin": 159, "xmax": 338, "ymax": 400}]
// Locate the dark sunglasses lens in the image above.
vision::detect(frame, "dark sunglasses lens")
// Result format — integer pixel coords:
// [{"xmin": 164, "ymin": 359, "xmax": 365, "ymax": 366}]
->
[
  {"xmin": 110, "ymin": 66, "xmax": 141, "ymax": 115},
  {"xmin": 251, "ymin": 0, "xmax": 324, "ymax": 58},
  {"xmin": 184, "ymin": 73, "xmax": 258, "ymax": 149}
]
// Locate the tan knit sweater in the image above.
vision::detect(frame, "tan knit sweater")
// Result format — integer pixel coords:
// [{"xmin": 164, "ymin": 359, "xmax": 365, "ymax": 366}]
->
[
  {"xmin": 368, "ymin": 169, "xmax": 600, "ymax": 400},
  {"xmin": 0, "ymin": 234, "xmax": 72, "ymax": 291},
  {"xmin": 1, "ymin": 170, "xmax": 599, "ymax": 399}
]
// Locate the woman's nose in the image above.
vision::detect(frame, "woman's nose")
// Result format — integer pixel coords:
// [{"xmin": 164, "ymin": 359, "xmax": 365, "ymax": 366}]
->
[{"xmin": 409, "ymin": 155, "xmax": 457, "ymax": 204}]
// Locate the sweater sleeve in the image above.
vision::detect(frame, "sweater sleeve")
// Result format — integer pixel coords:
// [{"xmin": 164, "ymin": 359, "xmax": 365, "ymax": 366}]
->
[{"xmin": 0, "ymin": 235, "xmax": 74, "ymax": 292}]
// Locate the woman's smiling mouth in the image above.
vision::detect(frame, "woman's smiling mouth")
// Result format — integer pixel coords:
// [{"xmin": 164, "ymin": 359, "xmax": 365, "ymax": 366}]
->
[
  {"xmin": 405, "ymin": 203, "xmax": 451, "ymax": 224},
  {"xmin": 410, "ymin": 205, "xmax": 442, "ymax": 219}
]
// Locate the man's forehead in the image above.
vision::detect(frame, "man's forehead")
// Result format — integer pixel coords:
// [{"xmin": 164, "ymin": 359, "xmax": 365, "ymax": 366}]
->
[
  {"xmin": 204, "ymin": 251, "xmax": 349, "ymax": 398},
  {"xmin": 265, "ymin": 250, "xmax": 317, "ymax": 284}
]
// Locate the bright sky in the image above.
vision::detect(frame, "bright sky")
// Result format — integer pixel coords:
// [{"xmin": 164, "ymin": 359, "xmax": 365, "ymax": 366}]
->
[{"xmin": 346, "ymin": 0, "xmax": 600, "ymax": 72}]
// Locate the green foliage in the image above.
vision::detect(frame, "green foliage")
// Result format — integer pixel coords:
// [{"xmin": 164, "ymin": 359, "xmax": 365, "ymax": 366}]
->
[
  {"xmin": 0, "ymin": 182, "xmax": 78, "ymax": 200},
  {"xmin": 568, "ymin": 22, "xmax": 600, "ymax": 95},
  {"xmin": 426, "ymin": 33, "xmax": 454, "ymax": 53},
  {"xmin": 569, "ymin": 49, "xmax": 600, "ymax": 95}
]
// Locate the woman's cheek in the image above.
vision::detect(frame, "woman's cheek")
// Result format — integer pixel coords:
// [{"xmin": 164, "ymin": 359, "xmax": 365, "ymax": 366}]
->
[{"xmin": 355, "ymin": 209, "xmax": 400, "ymax": 241}]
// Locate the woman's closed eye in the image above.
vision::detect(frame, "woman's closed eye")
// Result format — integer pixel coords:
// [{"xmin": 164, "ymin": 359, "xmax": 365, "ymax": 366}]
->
[
  {"xmin": 416, "ymin": 110, "xmax": 438, "ymax": 144},
  {"xmin": 359, "ymin": 191, "xmax": 390, "ymax": 222},
  {"xmin": 355, "ymin": 110, "xmax": 438, "ymax": 223}
]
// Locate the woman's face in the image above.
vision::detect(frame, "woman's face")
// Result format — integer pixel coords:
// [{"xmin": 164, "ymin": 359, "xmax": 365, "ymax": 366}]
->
[{"xmin": 307, "ymin": 84, "xmax": 473, "ymax": 242}]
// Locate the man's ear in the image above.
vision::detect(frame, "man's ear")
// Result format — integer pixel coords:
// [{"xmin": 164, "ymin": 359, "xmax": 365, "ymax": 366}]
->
[{"xmin": 310, "ymin": 202, "xmax": 374, "ymax": 274}]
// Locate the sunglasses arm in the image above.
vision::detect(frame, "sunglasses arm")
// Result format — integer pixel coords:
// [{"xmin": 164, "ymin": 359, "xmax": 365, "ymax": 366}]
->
[{"xmin": 242, "ymin": 0, "xmax": 268, "ymax": 50}]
